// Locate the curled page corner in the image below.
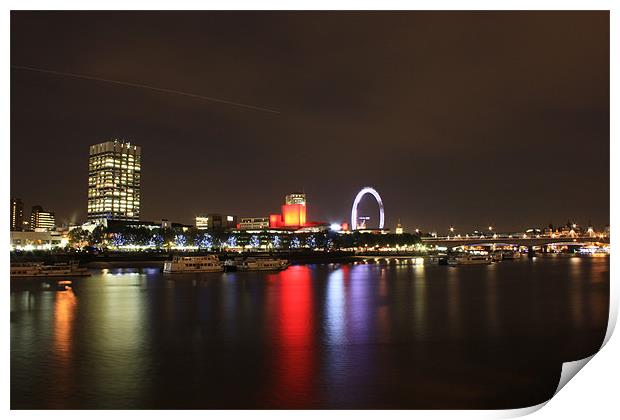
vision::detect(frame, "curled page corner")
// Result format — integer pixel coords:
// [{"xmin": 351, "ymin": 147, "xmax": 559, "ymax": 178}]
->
[
  {"xmin": 602, "ymin": 279, "xmax": 618, "ymax": 348},
  {"xmin": 554, "ymin": 355, "xmax": 595, "ymax": 396},
  {"xmin": 494, "ymin": 401, "xmax": 548, "ymax": 418},
  {"xmin": 496, "ymin": 355, "xmax": 598, "ymax": 419}
]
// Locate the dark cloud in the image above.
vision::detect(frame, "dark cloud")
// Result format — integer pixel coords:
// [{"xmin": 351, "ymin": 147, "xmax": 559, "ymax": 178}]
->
[{"xmin": 11, "ymin": 11, "xmax": 609, "ymax": 231}]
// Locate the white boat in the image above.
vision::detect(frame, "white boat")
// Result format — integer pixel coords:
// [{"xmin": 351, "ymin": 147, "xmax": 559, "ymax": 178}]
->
[
  {"xmin": 448, "ymin": 254, "xmax": 493, "ymax": 265},
  {"xmin": 501, "ymin": 250, "xmax": 521, "ymax": 260},
  {"xmin": 11, "ymin": 261, "xmax": 90, "ymax": 277},
  {"xmin": 233, "ymin": 257, "xmax": 289, "ymax": 272},
  {"xmin": 163, "ymin": 255, "xmax": 223, "ymax": 273}
]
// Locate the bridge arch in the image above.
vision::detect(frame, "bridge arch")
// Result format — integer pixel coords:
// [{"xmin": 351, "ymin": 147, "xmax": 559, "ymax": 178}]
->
[{"xmin": 351, "ymin": 187, "xmax": 385, "ymax": 230}]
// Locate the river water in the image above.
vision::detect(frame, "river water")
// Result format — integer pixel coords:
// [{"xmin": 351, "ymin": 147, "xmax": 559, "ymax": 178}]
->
[{"xmin": 11, "ymin": 256, "xmax": 609, "ymax": 409}]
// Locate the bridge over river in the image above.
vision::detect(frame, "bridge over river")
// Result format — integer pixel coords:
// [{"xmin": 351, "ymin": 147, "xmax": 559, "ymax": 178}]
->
[{"xmin": 421, "ymin": 235, "xmax": 609, "ymax": 249}]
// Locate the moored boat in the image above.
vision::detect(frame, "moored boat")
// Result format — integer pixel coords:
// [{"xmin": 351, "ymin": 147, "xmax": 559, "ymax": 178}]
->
[
  {"xmin": 163, "ymin": 255, "xmax": 224, "ymax": 273},
  {"xmin": 448, "ymin": 254, "xmax": 493, "ymax": 265},
  {"xmin": 501, "ymin": 250, "xmax": 521, "ymax": 260},
  {"xmin": 230, "ymin": 257, "xmax": 289, "ymax": 272},
  {"xmin": 11, "ymin": 261, "xmax": 90, "ymax": 277}
]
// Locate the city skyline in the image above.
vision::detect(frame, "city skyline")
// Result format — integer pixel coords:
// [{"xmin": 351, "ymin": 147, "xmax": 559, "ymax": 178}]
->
[
  {"xmin": 10, "ymin": 136, "xmax": 609, "ymax": 233},
  {"xmin": 11, "ymin": 11, "xmax": 609, "ymax": 231}
]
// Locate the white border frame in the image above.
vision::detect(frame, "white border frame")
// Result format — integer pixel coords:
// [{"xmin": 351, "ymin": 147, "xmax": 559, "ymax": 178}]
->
[{"xmin": 3, "ymin": 2, "xmax": 616, "ymax": 419}]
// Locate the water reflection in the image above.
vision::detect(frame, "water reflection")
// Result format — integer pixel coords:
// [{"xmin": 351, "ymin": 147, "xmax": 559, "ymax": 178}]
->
[
  {"xmin": 53, "ymin": 290, "xmax": 77, "ymax": 360},
  {"xmin": 376, "ymin": 267, "xmax": 391, "ymax": 342},
  {"xmin": 485, "ymin": 264, "xmax": 500, "ymax": 337},
  {"xmin": 446, "ymin": 267, "xmax": 462, "ymax": 339},
  {"xmin": 10, "ymin": 258, "xmax": 610, "ymax": 409},
  {"xmin": 413, "ymin": 265, "xmax": 427, "ymax": 339},
  {"xmin": 569, "ymin": 257, "xmax": 585, "ymax": 329},
  {"xmin": 349, "ymin": 265, "xmax": 373, "ymax": 344},
  {"xmin": 49, "ymin": 289, "xmax": 77, "ymax": 408},
  {"xmin": 273, "ymin": 265, "xmax": 315, "ymax": 407},
  {"xmin": 86, "ymin": 269, "xmax": 149, "ymax": 407},
  {"xmin": 326, "ymin": 267, "xmax": 346, "ymax": 345}
]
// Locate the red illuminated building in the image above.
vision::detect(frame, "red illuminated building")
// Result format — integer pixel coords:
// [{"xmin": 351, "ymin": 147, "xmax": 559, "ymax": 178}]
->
[{"xmin": 269, "ymin": 192, "xmax": 323, "ymax": 229}]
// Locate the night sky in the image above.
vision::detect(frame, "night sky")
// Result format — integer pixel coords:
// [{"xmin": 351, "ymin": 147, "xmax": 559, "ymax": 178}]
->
[{"xmin": 10, "ymin": 11, "xmax": 609, "ymax": 232}]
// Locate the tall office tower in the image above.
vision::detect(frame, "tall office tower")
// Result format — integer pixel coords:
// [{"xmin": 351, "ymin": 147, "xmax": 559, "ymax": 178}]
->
[
  {"xmin": 10, "ymin": 197, "xmax": 24, "ymax": 231},
  {"xmin": 30, "ymin": 205, "xmax": 56, "ymax": 231},
  {"xmin": 88, "ymin": 140, "xmax": 141, "ymax": 223}
]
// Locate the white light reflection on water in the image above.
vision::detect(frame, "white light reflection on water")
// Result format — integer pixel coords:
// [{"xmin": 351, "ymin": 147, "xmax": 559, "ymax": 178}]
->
[
  {"xmin": 83, "ymin": 269, "xmax": 150, "ymax": 407},
  {"xmin": 326, "ymin": 267, "xmax": 346, "ymax": 345},
  {"xmin": 485, "ymin": 263, "xmax": 500, "ymax": 338},
  {"xmin": 412, "ymin": 263, "xmax": 427, "ymax": 339},
  {"xmin": 446, "ymin": 266, "xmax": 462, "ymax": 340}
]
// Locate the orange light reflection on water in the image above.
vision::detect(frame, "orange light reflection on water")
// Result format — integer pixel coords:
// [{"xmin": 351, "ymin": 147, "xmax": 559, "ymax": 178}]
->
[
  {"xmin": 50, "ymin": 288, "xmax": 77, "ymax": 407},
  {"xmin": 54, "ymin": 289, "xmax": 77, "ymax": 361}
]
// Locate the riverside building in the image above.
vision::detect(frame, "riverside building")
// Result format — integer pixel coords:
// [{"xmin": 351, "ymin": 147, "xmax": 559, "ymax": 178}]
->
[
  {"xmin": 238, "ymin": 217, "xmax": 270, "ymax": 230},
  {"xmin": 10, "ymin": 197, "xmax": 24, "ymax": 231},
  {"xmin": 30, "ymin": 205, "xmax": 56, "ymax": 232},
  {"xmin": 269, "ymin": 192, "xmax": 326, "ymax": 230},
  {"xmin": 88, "ymin": 140, "xmax": 141, "ymax": 224},
  {"xmin": 195, "ymin": 214, "xmax": 237, "ymax": 230}
]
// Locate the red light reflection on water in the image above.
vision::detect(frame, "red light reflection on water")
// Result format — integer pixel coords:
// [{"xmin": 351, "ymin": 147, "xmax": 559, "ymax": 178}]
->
[{"xmin": 268, "ymin": 265, "xmax": 316, "ymax": 407}]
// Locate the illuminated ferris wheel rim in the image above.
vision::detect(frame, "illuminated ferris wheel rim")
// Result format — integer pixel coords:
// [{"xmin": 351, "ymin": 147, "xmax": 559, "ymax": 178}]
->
[{"xmin": 351, "ymin": 187, "xmax": 384, "ymax": 231}]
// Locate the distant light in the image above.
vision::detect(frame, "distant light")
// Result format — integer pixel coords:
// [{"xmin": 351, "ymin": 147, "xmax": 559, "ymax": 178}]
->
[{"xmin": 330, "ymin": 223, "xmax": 342, "ymax": 231}]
